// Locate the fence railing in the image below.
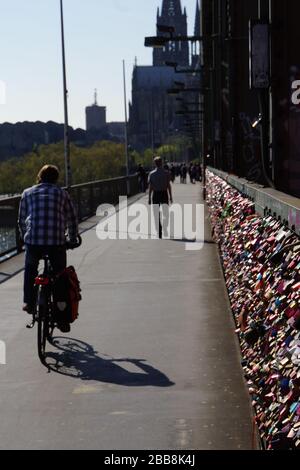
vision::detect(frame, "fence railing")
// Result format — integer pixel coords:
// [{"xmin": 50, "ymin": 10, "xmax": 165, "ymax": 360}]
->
[
  {"xmin": 207, "ymin": 167, "xmax": 300, "ymax": 236},
  {"xmin": 0, "ymin": 174, "xmax": 140, "ymax": 259}
]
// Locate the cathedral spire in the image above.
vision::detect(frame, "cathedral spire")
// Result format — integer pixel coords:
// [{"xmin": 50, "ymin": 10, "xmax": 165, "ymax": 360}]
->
[
  {"xmin": 161, "ymin": 0, "xmax": 182, "ymax": 18},
  {"xmin": 154, "ymin": 0, "xmax": 189, "ymax": 67},
  {"xmin": 191, "ymin": 1, "xmax": 202, "ymax": 68},
  {"xmin": 194, "ymin": 0, "xmax": 201, "ymax": 36}
]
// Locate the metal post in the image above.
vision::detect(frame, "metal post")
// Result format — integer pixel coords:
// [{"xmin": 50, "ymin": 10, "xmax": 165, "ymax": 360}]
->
[
  {"xmin": 257, "ymin": 0, "xmax": 274, "ymax": 188},
  {"xmin": 268, "ymin": 0, "xmax": 274, "ymax": 184},
  {"xmin": 123, "ymin": 60, "xmax": 130, "ymax": 195},
  {"xmin": 60, "ymin": 0, "xmax": 71, "ymax": 189},
  {"xmin": 151, "ymin": 92, "xmax": 155, "ymax": 156}
]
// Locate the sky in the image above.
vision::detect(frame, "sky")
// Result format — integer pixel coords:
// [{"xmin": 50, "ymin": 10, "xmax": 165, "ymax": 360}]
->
[{"xmin": 0, "ymin": 0, "xmax": 200, "ymax": 130}]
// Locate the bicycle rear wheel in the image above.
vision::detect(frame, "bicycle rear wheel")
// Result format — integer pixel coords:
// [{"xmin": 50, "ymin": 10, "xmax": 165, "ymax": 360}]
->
[{"xmin": 37, "ymin": 287, "xmax": 49, "ymax": 363}]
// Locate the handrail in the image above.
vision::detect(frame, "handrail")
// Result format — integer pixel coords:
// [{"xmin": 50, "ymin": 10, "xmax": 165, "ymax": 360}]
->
[
  {"xmin": 207, "ymin": 167, "xmax": 300, "ymax": 235},
  {"xmin": 0, "ymin": 174, "xmax": 140, "ymax": 259}
]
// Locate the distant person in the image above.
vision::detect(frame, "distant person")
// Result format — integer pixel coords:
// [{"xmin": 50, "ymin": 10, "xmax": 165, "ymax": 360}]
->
[
  {"xmin": 188, "ymin": 164, "xmax": 194, "ymax": 184},
  {"xmin": 170, "ymin": 164, "xmax": 176, "ymax": 183},
  {"xmin": 137, "ymin": 164, "xmax": 147, "ymax": 193},
  {"xmin": 195, "ymin": 163, "xmax": 202, "ymax": 182},
  {"xmin": 191, "ymin": 165, "xmax": 197, "ymax": 184},
  {"xmin": 148, "ymin": 157, "xmax": 173, "ymax": 239},
  {"xmin": 18, "ymin": 165, "xmax": 79, "ymax": 333},
  {"xmin": 188, "ymin": 164, "xmax": 192, "ymax": 183},
  {"xmin": 181, "ymin": 164, "xmax": 187, "ymax": 184},
  {"xmin": 179, "ymin": 164, "xmax": 183, "ymax": 183}
]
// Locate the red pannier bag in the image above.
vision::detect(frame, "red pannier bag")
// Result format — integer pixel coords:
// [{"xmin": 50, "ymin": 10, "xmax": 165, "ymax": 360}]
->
[{"xmin": 53, "ymin": 266, "xmax": 82, "ymax": 324}]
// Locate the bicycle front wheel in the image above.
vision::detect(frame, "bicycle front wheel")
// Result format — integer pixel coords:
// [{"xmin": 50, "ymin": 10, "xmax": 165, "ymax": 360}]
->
[{"xmin": 37, "ymin": 287, "xmax": 49, "ymax": 363}]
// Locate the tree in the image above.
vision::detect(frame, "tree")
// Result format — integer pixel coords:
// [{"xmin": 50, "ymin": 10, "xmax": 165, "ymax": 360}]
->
[{"xmin": 0, "ymin": 141, "xmax": 138, "ymax": 195}]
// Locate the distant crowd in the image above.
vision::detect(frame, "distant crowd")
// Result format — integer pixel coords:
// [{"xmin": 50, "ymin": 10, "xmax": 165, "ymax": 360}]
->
[{"xmin": 137, "ymin": 162, "xmax": 202, "ymax": 193}]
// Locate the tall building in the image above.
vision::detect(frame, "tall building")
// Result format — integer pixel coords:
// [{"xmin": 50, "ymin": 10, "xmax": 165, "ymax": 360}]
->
[
  {"xmin": 85, "ymin": 90, "xmax": 106, "ymax": 132},
  {"xmin": 128, "ymin": 66, "xmax": 181, "ymax": 150},
  {"xmin": 129, "ymin": 0, "xmax": 201, "ymax": 152},
  {"xmin": 201, "ymin": 0, "xmax": 300, "ymax": 197},
  {"xmin": 154, "ymin": 0, "xmax": 189, "ymax": 67}
]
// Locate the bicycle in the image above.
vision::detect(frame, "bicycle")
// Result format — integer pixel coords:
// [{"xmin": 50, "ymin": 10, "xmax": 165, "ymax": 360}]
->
[{"xmin": 26, "ymin": 236, "xmax": 82, "ymax": 364}]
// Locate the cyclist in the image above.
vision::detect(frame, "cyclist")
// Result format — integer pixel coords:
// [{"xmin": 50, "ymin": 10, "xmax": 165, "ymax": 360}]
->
[{"xmin": 18, "ymin": 165, "xmax": 79, "ymax": 333}]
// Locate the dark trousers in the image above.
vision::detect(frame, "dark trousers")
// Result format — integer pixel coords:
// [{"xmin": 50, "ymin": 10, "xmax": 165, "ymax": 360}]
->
[
  {"xmin": 24, "ymin": 245, "xmax": 67, "ymax": 306},
  {"xmin": 152, "ymin": 191, "xmax": 169, "ymax": 239}
]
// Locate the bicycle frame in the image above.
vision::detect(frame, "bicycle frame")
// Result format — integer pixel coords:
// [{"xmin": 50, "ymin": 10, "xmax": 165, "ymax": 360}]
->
[
  {"xmin": 26, "ymin": 236, "xmax": 82, "ymax": 365},
  {"xmin": 26, "ymin": 256, "xmax": 56, "ymax": 364}
]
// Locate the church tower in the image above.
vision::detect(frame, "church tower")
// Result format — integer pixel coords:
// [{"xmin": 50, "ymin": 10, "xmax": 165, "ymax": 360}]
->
[
  {"xmin": 85, "ymin": 90, "xmax": 106, "ymax": 132},
  {"xmin": 191, "ymin": 0, "xmax": 202, "ymax": 68},
  {"xmin": 153, "ymin": 0, "xmax": 189, "ymax": 67}
]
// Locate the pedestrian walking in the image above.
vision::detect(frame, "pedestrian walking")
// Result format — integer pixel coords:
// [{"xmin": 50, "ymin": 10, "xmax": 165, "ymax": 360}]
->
[
  {"xmin": 170, "ymin": 164, "xmax": 176, "ymax": 183},
  {"xmin": 148, "ymin": 157, "xmax": 173, "ymax": 239},
  {"xmin": 181, "ymin": 164, "xmax": 187, "ymax": 184},
  {"xmin": 137, "ymin": 164, "xmax": 147, "ymax": 193}
]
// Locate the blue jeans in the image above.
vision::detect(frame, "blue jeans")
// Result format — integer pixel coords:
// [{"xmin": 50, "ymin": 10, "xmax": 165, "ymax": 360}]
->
[{"xmin": 24, "ymin": 245, "xmax": 67, "ymax": 306}]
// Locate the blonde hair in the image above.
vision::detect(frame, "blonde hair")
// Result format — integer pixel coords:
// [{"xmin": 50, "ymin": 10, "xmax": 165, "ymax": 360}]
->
[{"xmin": 154, "ymin": 156, "xmax": 162, "ymax": 167}]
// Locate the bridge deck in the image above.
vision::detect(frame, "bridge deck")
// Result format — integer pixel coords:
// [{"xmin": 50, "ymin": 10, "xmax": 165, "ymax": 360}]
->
[{"xmin": 0, "ymin": 182, "xmax": 253, "ymax": 450}]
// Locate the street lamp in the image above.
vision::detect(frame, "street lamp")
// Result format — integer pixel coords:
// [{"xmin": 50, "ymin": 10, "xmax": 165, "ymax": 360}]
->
[
  {"xmin": 60, "ymin": 0, "xmax": 71, "ymax": 189},
  {"xmin": 176, "ymin": 110, "xmax": 203, "ymax": 115},
  {"xmin": 167, "ymin": 87, "xmax": 209, "ymax": 94},
  {"xmin": 165, "ymin": 61, "xmax": 178, "ymax": 68},
  {"xmin": 252, "ymin": 113, "xmax": 263, "ymax": 129},
  {"xmin": 174, "ymin": 81, "xmax": 185, "ymax": 88},
  {"xmin": 122, "ymin": 60, "xmax": 132, "ymax": 196},
  {"xmin": 145, "ymin": 31, "xmax": 204, "ymax": 48},
  {"xmin": 156, "ymin": 24, "xmax": 175, "ymax": 34},
  {"xmin": 165, "ymin": 61, "xmax": 202, "ymax": 74},
  {"xmin": 176, "ymin": 98, "xmax": 203, "ymax": 107}
]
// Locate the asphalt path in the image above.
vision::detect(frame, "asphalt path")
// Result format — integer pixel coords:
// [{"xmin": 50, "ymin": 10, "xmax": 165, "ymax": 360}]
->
[{"xmin": 0, "ymin": 183, "xmax": 253, "ymax": 450}]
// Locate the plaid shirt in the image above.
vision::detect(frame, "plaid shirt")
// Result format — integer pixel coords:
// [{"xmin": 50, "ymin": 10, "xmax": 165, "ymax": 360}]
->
[{"xmin": 18, "ymin": 183, "xmax": 78, "ymax": 246}]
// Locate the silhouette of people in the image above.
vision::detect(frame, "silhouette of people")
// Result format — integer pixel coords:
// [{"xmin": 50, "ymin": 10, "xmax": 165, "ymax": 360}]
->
[
  {"xmin": 137, "ymin": 164, "xmax": 147, "ymax": 193},
  {"xmin": 170, "ymin": 164, "xmax": 176, "ymax": 183},
  {"xmin": 189, "ymin": 164, "xmax": 196, "ymax": 184},
  {"xmin": 180, "ymin": 164, "xmax": 187, "ymax": 184},
  {"xmin": 195, "ymin": 163, "xmax": 202, "ymax": 182}
]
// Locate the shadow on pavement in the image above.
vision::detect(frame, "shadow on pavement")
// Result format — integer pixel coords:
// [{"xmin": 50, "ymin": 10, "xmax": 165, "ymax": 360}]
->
[{"xmin": 45, "ymin": 336, "xmax": 175, "ymax": 388}]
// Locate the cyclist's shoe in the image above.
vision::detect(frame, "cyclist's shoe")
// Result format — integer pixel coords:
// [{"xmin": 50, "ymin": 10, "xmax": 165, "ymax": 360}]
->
[
  {"xmin": 22, "ymin": 304, "xmax": 34, "ymax": 315},
  {"xmin": 58, "ymin": 322, "xmax": 71, "ymax": 333}
]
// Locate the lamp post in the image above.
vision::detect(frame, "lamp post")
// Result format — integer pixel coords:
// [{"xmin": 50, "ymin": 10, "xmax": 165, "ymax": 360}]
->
[
  {"xmin": 122, "ymin": 60, "xmax": 131, "ymax": 195},
  {"xmin": 60, "ymin": 0, "xmax": 71, "ymax": 189},
  {"xmin": 144, "ymin": 33, "xmax": 205, "ymax": 49},
  {"xmin": 167, "ymin": 86, "xmax": 210, "ymax": 95},
  {"xmin": 165, "ymin": 61, "xmax": 202, "ymax": 75}
]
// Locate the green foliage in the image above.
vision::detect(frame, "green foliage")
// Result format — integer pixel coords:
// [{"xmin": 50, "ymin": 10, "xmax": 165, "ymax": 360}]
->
[
  {"xmin": 156, "ymin": 144, "xmax": 178, "ymax": 162},
  {"xmin": 0, "ymin": 141, "xmax": 129, "ymax": 194},
  {"xmin": 133, "ymin": 134, "xmax": 194, "ymax": 169},
  {"xmin": 156, "ymin": 135, "xmax": 194, "ymax": 163},
  {"xmin": 0, "ymin": 134, "xmax": 199, "ymax": 195},
  {"xmin": 133, "ymin": 148, "xmax": 155, "ymax": 169}
]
